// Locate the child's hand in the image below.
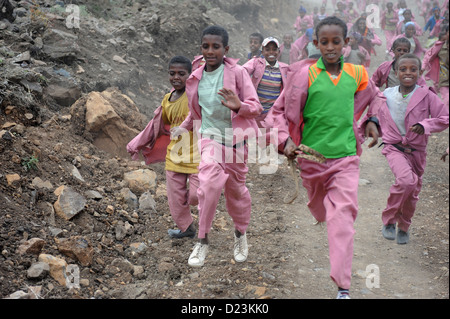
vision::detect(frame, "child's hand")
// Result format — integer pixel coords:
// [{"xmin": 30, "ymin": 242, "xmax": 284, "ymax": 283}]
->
[
  {"xmin": 170, "ymin": 126, "xmax": 184, "ymax": 140},
  {"xmin": 410, "ymin": 124, "xmax": 424, "ymax": 135},
  {"xmin": 283, "ymin": 138, "xmax": 300, "ymax": 159},
  {"xmin": 219, "ymin": 88, "xmax": 242, "ymax": 112},
  {"xmin": 365, "ymin": 121, "xmax": 379, "ymax": 148}
]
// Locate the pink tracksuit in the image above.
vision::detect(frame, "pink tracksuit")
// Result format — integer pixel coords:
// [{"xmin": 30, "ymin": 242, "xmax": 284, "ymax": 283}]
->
[
  {"xmin": 381, "ymin": 9, "xmax": 399, "ymax": 50},
  {"xmin": 263, "ymin": 60, "xmax": 385, "ymax": 290},
  {"xmin": 127, "ymin": 104, "xmax": 199, "ymax": 233},
  {"xmin": 180, "ymin": 57, "xmax": 262, "ymax": 239},
  {"xmin": 378, "ymin": 86, "xmax": 449, "ymax": 232},
  {"xmin": 422, "ymin": 40, "xmax": 449, "ymax": 106}
]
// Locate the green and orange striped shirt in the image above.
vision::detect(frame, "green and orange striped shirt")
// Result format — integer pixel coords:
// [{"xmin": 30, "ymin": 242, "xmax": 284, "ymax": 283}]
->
[{"xmin": 302, "ymin": 56, "xmax": 369, "ymax": 158}]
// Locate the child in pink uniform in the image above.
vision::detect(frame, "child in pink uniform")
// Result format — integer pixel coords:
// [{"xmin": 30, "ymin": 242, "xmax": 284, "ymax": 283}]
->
[
  {"xmin": 127, "ymin": 56, "xmax": 200, "ymax": 239},
  {"xmin": 378, "ymin": 54, "xmax": 449, "ymax": 244},
  {"xmin": 422, "ymin": 26, "xmax": 449, "ymax": 106},
  {"xmin": 372, "ymin": 37, "xmax": 427, "ymax": 89},
  {"xmin": 263, "ymin": 16, "xmax": 384, "ymax": 299},
  {"xmin": 381, "ymin": 2, "xmax": 399, "ymax": 51},
  {"xmin": 173, "ymin": 26, "xmax": 262, "ymax": 268},
  {"xmin": 391, "ymin": 22, "xmax": 427, "ymax": 58}
]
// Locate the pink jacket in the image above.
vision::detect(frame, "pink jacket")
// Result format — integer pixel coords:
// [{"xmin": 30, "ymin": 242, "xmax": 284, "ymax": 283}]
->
[
  {"xmin": 371, "ymin": 60, "xmax": 427, "ymax": 88},
  {"xmin": 430, "ymin": 19, "xmax": 446, "ymax": 38},
  {"xmin": 422, "ymin": 40, "xmax": 445, "ymax": 85},
  {"xmin": 378, "ymin": 86, "xmax": 449, "ymax": 152},
  {"xmin": 180, "ymin": 57, "xmax": 262, "ymax": 145},
  {"xmin": 278, "ymin": 43, "xmax": 301, "ymax": 64},
  {"xmin": 342, "ymin": 45, "xmax": 371, "ymax": 68},
  {"xmin": 126, "ymin": 104, "xmax": 171, "ymax": 164},
  {"xmin": 242, "ymin": 57, "xmax": 289, "ymax": 91},
  {"xmin": 262, "ymin": 59, "xmax": 385, "ymax": 156}
]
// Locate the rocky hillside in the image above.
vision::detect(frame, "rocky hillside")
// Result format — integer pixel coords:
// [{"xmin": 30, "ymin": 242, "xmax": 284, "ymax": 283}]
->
[{"xmin": 0, "ymin": 0, "xmax": 300, "ymax": 299}]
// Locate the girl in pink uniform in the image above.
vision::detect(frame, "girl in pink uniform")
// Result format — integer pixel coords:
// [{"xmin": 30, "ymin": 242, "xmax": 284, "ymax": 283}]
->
[
  {"xmin": 378, "ymin": 53, "xmax": 449, "ymax": 244},
  {"xmin": 173, "ymin": 26, "xmax": 262, "ymax": 268},
  {"xmin": 263, "ymin": 16, "xmax": 384, "ymax": 299}
]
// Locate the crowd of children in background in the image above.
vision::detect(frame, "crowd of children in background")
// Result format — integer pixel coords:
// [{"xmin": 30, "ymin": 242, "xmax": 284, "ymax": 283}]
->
[{"xmin": 127, "ymin": 0, "xmax": 449, "ymax": 299}]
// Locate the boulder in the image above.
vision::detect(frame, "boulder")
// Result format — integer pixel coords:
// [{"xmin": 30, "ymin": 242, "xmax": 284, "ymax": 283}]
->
[
  {"xmin": 27, "ymin": 262, "xmax": 50, "ymax": 280},
  {"xmin": 123, "ymin": 169, "xmax": 157, "ymax": 194},
  {"xmin": 38, "ymin": 254, "xmax": 68, "ymax": 286},
  {"xmin": 55, "ymin": 236, "xmax": 94, "ymax": 266},
  {"xmin": 53, "ymin": 186, "xmax": 86, "ymax": 220},
  {"xmin": 45, "ymin": 83, "xmax": 82, "ymax": 107},
  {"xmin": 17, "ymin": 238, "xmax": 46, "ymax": 256},
  {"xmin": 70, "ymin": 88, "xmax": 145, "ymax": 158}
]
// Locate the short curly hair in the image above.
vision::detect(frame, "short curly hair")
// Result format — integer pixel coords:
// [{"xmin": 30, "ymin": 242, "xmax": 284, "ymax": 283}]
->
[
  {"xmin": 169, "ymin": 56, "xmax": 192, "ymax": 73},
  {"xmin": 315, "ymin": 16, "xmax": 347, "ymax": 39},
  {"xmin": 201, "ymin": 25, "xmax": 229, "ymax": 47}
]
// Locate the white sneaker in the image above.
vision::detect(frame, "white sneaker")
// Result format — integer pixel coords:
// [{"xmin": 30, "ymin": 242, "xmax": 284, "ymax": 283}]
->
[
  {"xmin": 336, "ymin": 291, "xmax": 351, "ymax": 299},
  {"xmin": 188, "ymin": 242, "xmax": 209, "ymax": 267},
  {"xmin": 234, "ymin": 233, "xmax": 248, "ymax": 263}
]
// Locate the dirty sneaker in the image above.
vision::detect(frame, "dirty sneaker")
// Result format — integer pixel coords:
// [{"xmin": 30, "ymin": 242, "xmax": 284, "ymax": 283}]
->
[
  {"xmin": 233, "ymin": 232, "xmax": 248, "ymax": 263},
  {"xmin": 188, "ymin": 242, "xmax": 208, "ymax": 267},
  {"xmin": 382, "ymin": 224, "xmax": 396, "ymax": 240},
  {"xmin": 168, "ymin": 228, "xmax": 196, "ymax": 239},
  {"xmin": 336, "ymin": 290, "xmax": 351, "ymax": 299},
  {"xmin": 397, "ymin": 229, "xmax": 409, "ymax": 245}
]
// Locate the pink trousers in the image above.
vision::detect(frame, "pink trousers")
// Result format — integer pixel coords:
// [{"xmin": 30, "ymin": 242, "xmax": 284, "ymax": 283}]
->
[
  {"xmin": 299, "ymin": 156, "xmax": 360, "ymax": 290},
  {"xmin": 381, "ymin": 145, "xmax": 426, "ymax": 232},
  {"xmin": 165, "ymin": 171, "xmax": 199, "ymax": 232},
  {"xmin": 197, "ymin": 139, "xmax": 251, "ymax": 239}
]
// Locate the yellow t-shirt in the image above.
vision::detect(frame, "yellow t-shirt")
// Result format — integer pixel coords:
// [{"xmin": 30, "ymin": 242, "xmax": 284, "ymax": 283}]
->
[{"xmin": 161, "ymin": 92, "xmax": 199, "ymax": 174}]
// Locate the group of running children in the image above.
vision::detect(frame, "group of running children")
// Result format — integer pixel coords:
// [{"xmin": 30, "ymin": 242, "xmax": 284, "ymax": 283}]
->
[{"xmin": 127, "ymin": 0, "xmax": 449, "ymax": 299}]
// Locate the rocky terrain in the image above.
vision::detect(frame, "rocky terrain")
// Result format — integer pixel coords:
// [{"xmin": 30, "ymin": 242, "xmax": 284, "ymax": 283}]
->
[{"xmin": 0, "ymin": 0, "xmax": 448, "ymax": 304}]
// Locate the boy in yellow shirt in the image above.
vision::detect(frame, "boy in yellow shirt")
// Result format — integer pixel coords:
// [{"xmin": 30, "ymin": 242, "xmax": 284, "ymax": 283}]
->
[{"xmin": 127, "ymin": 56, "xmax": 200, "ymax": 239}]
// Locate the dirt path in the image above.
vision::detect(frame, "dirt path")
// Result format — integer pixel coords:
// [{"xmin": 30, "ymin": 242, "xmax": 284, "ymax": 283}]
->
[{"xmin": 251, "ymin": 138, "xmax": 448, "ymax": 299}]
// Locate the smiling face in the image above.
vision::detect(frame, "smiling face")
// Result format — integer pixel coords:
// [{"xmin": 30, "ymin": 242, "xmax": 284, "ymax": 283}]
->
[
  {"xmin": 169, "ymin": 63, "xmax": 190, "ymax": 92},
  {"xmin": 314, "ymin": 24, "xmax": 348, "ymax": 65},
  {"xmin": 262, "ymin": 42, "xmax": 279, "ymax": 65},
  {"xmin": 396, "ymin": 57, "xmax": 422, "ymax": 90},
  {"xmin": 201, "ymin": 34, "xmax": 229, "ymax": 72}
]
